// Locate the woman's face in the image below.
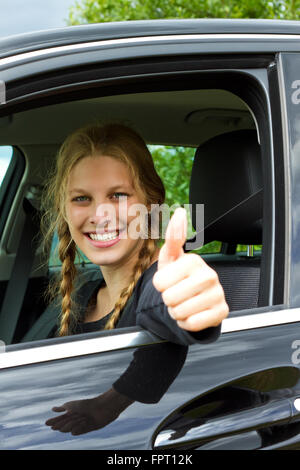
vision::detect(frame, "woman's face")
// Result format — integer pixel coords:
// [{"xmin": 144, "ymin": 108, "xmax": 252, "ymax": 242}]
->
[{"xmin": 65, "ymin": 155, "xmax": 146, "ymax": 268}]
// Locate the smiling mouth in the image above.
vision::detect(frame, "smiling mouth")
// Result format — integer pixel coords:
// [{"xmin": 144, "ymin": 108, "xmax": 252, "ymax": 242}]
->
[
  {"xmin": 89, "ymin": 231, "xmax": 118, "ymax": 241},
  {"xmin": 86, "ymin": 228, "xmax": 126, "ymax": 241}
]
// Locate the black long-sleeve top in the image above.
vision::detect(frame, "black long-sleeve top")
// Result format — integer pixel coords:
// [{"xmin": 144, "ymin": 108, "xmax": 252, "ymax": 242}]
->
[{"xmin": 71, "ymin": 261, "xmax": 221, "ymax": 346}]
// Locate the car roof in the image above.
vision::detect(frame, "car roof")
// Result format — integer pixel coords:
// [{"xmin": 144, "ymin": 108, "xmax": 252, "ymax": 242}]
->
[{"xmin": 1, "ymin": 18, "xmax": 300, "ymax": 59}]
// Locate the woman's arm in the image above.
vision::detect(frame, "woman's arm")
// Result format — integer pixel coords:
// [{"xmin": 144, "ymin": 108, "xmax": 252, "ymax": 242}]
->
[{"xmin": 139, "ymin": 208, "xmax": 228, "ymax": 345}]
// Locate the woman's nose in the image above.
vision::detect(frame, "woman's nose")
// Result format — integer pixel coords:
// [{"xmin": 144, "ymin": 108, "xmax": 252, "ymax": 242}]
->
[{"xmin": 89, "ymin": 202, "xmax": 118, "ymax": 229}]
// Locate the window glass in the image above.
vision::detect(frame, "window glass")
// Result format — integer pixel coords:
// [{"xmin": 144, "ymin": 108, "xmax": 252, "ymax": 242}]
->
[
  {"xmin": 150, "ymin": 146, "xmax": 262, "ymax": 255},
  {"xmin": 151, "ymin": 145, "xmax": 223, "ymax": 254},
  {"xmin": 236, "ymin": 245, "xmax": 262, "ymax": 254},
  {"xmin": 0, "ymin": 146, "xmax": 13, "ymax": 187},
  {"xmin": 49, "ymin": 145, "xmax": 197, "ymax": 267},
  {"xmin": 48, "ymin": 143, "xmax": 261, "ymax": 267}
]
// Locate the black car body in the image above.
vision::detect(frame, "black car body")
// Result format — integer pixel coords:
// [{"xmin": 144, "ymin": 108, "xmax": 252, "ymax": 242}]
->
[{"xmin": 1, "ymin": 18, "xmax": 300, "ymax": 450}]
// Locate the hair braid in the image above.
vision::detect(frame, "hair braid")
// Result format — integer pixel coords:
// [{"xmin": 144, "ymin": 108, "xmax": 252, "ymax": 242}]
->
[
  {"xmin": 57, "ymin": 222, "xmax": 77, "ymax": 336},
  {"xmin": 40, "ymin": 122, "xmax": 165, "ymax": 336},
  {"xmin": 104, "ymin": 238, "xmax": 158, "ymax": 330}
]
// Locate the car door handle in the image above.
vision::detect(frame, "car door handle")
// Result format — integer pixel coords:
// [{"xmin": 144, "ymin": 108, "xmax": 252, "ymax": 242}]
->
[{"xmin": 153, "ymin": 398, "xmax": 294, "ymax": 449}]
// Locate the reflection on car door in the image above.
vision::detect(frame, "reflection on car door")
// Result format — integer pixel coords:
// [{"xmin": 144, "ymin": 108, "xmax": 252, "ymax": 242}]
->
[{"xmin": 2, "ymin": 316, "xmax": 300, "ymax": 450}]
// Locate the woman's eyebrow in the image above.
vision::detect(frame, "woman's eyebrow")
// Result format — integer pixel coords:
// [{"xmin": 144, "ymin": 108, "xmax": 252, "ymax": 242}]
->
[
  {"xmin": 68, "ymin": 184, "xmax": 131, "ymax": 194},
  {"xmin": 108, "ymin": 184, "xmax": 131, "ymax": 192},
  {"xmin": 68, "ymin": 188, "xmax": 88, "ymax": 194}
]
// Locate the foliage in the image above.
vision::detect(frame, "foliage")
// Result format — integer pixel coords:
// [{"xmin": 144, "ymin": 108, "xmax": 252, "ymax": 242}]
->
[
  {"xmin": 149, "ymin": 145, "xmax": 193, "ymax": 208},
  {"xmin": 48, "ymin": 145, "xmax": 261, "ymax": 266},
  {"xmin": 150, "ymin": 146, "xmax": 261, "ymax": 254},
  {"xmin": 67, "ymin": 0, "xmax": 300, "ymax": 24}
]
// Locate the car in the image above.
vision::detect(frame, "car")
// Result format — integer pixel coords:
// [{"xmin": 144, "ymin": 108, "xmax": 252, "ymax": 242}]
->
[{"xmin": 1, "ymin": 17, "xmax": 300, "ymax": 451}]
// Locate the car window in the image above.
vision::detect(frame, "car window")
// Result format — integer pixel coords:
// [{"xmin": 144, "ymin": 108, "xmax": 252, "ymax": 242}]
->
[
  {"xmin": 0, "ymin": 146, "xmax": 25, "ymax": 242},
  {"xmin": 0, "ymin": 63, "xmax": 276, "ymax": 346},
  {"xmin": 48, "ymin": 143, "xmax": 262, "ymax": 268},
  {"xmin": 49, "ymin": 231, "xmax": 90, "ymax": 267},
  {"xmin": 0, "ymin": 146, "xmax": 13, "ymax": 187},
  {"xmin": 48, "ymin": 144, "xmax": 196, "ymax": 267}
]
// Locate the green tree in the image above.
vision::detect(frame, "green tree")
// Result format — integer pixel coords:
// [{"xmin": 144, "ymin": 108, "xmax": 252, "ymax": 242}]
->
[
  {"xmin": 67, "ymin": 0, "xmax": 300, "ymax": 25},
  {"xmin": 149, "ymin": 145, "xmax": 223, "ymax": 254}
]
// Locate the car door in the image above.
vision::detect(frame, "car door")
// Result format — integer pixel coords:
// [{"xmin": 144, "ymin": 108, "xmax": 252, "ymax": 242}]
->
[
  {"xmin": 1, "ymin": 22, "xmax": 300, "ymax": 451},
  {"xmin": 1, "ymin": 319, "xmax": 300, "ymax": 451}
]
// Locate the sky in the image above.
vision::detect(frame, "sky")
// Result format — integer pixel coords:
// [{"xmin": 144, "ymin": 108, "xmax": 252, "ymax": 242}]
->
[{"xmin": 0, "ymin": 0, "xmax": 76, "ymax": 39}]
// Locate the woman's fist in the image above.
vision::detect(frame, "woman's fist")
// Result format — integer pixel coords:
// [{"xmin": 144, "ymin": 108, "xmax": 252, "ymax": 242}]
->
[{"xmin": 153, "ymin": 208, "xmax": 229, "ymax": 332}]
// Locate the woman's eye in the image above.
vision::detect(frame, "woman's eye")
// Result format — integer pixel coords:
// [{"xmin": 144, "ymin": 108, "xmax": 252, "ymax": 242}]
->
[
  {"xmin": 111, "ymin": 192, "xmax": 129, "ymax": 200},
  {"xmin": 72, "ymin": 196, "xmax": 89, "ymax": 202}
]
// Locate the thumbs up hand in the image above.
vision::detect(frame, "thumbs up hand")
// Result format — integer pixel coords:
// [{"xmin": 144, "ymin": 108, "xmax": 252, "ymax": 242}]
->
[{"xmin": 152, "ymin": 208, "xmax": 229, "ymax": 332}]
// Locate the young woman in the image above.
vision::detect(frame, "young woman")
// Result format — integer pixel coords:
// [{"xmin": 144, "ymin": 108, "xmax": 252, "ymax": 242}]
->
[
  {"xmin": 43, "ymin": 122, "xmax": 229, "ymax": 436},
  {"xmin": 42, "ymin": 122, "xmax": 228, "ymax": 344}
]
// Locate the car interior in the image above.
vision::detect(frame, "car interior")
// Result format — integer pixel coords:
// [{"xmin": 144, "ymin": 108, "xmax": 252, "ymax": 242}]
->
[{"xmin": 0, "ymin": 85, "xmax": 267, "ymax": 346}]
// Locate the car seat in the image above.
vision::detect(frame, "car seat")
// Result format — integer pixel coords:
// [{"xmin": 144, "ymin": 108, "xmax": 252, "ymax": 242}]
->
[{"xmin": 187, "ymin": 129, "xmax": 263, "ymax": 312}]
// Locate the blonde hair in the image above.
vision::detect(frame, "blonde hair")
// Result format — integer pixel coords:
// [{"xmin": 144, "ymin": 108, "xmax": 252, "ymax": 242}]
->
[{"xmin": 41, "ymin": 123, "xmax": 165, "ymax": 336}]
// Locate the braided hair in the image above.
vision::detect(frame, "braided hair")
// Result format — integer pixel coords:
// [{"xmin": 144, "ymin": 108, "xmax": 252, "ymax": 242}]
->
[
  {"xmin": 57, "ymin": 221, "xmax": 77, "ymax": 336},
  {"xmin": 103, "ymin": 238, "xmax": 157, "ymax": 330}
]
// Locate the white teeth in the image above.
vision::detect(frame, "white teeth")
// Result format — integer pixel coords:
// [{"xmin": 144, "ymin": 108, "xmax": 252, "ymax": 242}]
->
[{"xmin": 89, "ymin": 232, "xmax": 118, "ymax": 241}]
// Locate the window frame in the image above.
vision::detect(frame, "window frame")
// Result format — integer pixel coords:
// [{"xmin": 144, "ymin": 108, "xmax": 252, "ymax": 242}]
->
[
  {"xmin": 1, "ymin": 305, "xmax": 300, "ymax": 369},
  {"xmin": 0, "ymin": 47, "xmax": 290, "ymax": 356}
]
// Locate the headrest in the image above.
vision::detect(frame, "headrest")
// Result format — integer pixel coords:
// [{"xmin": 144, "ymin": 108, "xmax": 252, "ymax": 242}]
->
[{"xmin": 189, "ymin": 129, "xmax": 263, "ymax": 246}]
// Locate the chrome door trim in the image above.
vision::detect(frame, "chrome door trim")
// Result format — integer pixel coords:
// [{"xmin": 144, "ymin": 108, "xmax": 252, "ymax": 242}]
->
[
  {"xmin": 1, "ymin": 34, "xmax": 300, "ymax": 68},
  {"xmin": 277, "ymin": 53, "xmax": 292, "ymax": 305},
  {"xmin": 1, "ymin": 307, "xmax": 300, "ymax": 369},
  {"xmin": 221, "ymin": 307, "xmax": 300, "ymax": 333},
  {"xmin": 0, "ymin": 329, "xmax": 161, "ymax": 369}
]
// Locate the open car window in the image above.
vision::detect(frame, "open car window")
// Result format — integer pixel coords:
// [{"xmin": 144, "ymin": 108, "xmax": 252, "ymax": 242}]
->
[
  {"xmin": 48, "ymin": 142, "xmax": 262, "ymax": 269},
  {"xmin": 0, "ymin": 53, "xmax": 284, "ymax": 348}
]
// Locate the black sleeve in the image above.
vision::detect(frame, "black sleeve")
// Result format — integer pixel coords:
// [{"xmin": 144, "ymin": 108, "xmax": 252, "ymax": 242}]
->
[
  {"xmin": 135, "ymin": 267, "xmax": 221, "ymax": 346},
  {"xmin": 113, "ymin": 343, "xmax": 188, "ymax": 403},
  {"xmin": 112, "ymin": 268, "xmax": 220, "ymax": 402}
]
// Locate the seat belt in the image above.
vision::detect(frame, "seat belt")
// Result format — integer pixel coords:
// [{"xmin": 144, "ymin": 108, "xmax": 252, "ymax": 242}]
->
[
  {"xmin": 0, "ymin": 186, "xmax": 41, "ymax": 345},
  {"xmin": 184, "ymin": 189, "xmax": 263, "ymax": 252}
]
